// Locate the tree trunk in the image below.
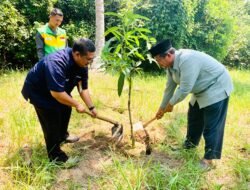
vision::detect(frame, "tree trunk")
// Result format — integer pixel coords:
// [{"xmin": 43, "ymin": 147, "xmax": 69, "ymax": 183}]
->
[
  {"xmin": 92, "ymin": 0, "xmax": 105, "ymax": 70},
  {"xmin": 128, "ymin": 77, "xmax": 135, "ymax": 147}
]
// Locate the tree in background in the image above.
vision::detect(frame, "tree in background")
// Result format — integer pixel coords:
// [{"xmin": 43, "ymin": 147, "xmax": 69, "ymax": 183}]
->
[
  {"xmin": 224, "ymin": 0, "xmax": 250, "ymax": 68},
  {"xmin": 0, "ymin": 0, "xmax": 28, "ymax": 68},
  {"xmin": 11, "ymin": 0, "xmax": 55, "ymax": 25},
  {"xmin": 92, "ymin": 0, "xmax": 105, "ymax": 69},
  {"xmin": 101, "ymin": 0, "xmax": 155, "ymax": 147},
  {"xmin": 139, "ymin": 0, "xmax": 236, "ymax": 62},
  {"xmin": 138, "ymin": 0, "xmax": 187, "ymax": 48},
  {"xmin": 191, "ymin": 0, "xmax": 235, "ymax": 61},
  {"xmin": 0, "ymin": 0, "xmax": 249, "ymax": 69},
  {"xmin": 55, "ymin": 0, "xmax": 95, "ymax": 45},
  {"xmin": 0, "ymin": 0, "xmax": 96, "ymax": 68}
]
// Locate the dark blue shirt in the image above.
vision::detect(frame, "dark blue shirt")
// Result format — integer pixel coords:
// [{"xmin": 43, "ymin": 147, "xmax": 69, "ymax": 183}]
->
[{"xmin": 22, "ymin": 48, "xmax": 88, "ymax": 109}]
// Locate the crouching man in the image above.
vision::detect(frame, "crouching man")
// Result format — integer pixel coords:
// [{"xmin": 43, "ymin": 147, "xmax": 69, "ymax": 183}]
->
[
  {"xmin": 149, "ymin": 39, "xmax": 233, "ymax": 169},
  {"xmin": 22, "ymin": 38, "xmax": 97, "ymax": 163}
]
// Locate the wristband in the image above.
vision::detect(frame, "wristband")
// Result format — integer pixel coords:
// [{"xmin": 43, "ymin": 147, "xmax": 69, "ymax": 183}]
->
[{"xmin": 88, "ymin": 106, "xmax": 95, "ymax": 111}]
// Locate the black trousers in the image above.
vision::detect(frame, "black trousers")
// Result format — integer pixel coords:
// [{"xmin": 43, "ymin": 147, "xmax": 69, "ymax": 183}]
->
[
  {"xmin": 34, "ymin": 105, "xmax": 72, "ymax": 158},
  {"xmin": 184, "ymin": 98, "xmax": 229, "ymax": 159}
]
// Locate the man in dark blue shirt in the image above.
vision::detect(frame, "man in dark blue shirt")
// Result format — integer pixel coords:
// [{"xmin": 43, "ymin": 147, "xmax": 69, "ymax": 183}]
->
[{"xmin": 22, "ymin": 38, "xmax": 97, "ymax": 163}]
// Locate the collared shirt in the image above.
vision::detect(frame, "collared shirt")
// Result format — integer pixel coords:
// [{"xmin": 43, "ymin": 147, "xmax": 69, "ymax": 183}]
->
[
  {"xmin": 21, "ymin": 48, "xmax": 88, "ymax": 109},
  {"xmin": 36, "ymin": 23, "xmax": 67, "ymax": 61},
  {"xmin": 160, "ymin": 49, "xmax": 233, "ymax": 109}
]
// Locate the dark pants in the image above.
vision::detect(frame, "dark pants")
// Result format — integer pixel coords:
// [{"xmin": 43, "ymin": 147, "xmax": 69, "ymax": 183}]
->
[
  {"xmin": 184, "ymin": 98, "xmax": 229, "ymax": 159},
  {"xmin": 34, "ymin": 105, "xmax": 72, "ymax": 159}
]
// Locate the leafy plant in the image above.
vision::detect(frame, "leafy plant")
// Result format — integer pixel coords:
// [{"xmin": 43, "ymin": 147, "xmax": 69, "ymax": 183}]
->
[
  {"xmin": 63, "ymin": 21, "xmax": 95, "ymax": 46},
  {"xmin": 0, "ymin": 0, "xmax": 29, "ymax": 68},
  {"xmin": 101, "ymin": 1, "xmax": 155, "ymax": 147}
]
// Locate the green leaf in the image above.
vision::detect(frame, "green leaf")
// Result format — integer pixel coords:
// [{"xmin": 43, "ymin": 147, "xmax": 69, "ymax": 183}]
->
[
  {"xmin": 105, "ymin": 12, "xmax": 121, "ymax": 18},
  {"xmin": 114, "ymin": 44, "xmax": 122, "ymax": 54},
  {"xmin": 118, "ymin": 73, "xmax": 125, "ymax": 97},
  {"xmin": 135, "ymin": 28, "xmax": 151, "ymax": 33},
  {"xmin": 135, "ymin": 52, "xmax": 145, "ymax": 60},
  {"xmin": 104, "ymin": 26, "xmax": 121, "ymax": 36},
  {"xmin": 133, "ymin": 14, "xmax": 150, "ymax": 21}
]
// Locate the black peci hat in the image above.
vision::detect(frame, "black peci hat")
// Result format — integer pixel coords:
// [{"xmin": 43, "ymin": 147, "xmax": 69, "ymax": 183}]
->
[{"xmin": 148, "ymin": 39, "xmax": 172, "ymax": 57}]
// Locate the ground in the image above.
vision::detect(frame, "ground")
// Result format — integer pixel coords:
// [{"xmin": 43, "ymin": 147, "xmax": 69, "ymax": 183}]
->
[{"xmin": 49, "ymin": 110, "xmax": 185, "ymax": 189}]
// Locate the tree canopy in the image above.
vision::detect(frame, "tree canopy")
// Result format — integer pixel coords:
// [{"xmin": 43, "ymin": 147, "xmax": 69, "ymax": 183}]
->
[{"xmin": 0, "ymin": 0, "xmax": 249, "ymax": 69}]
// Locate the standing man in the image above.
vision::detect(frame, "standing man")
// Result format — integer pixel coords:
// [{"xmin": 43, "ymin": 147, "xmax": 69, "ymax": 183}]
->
[
  {"xmin": 36, "ymin": 8, "xmax": 67, "ymax": 61},
  {"xmin": 22, "ymin": 38, "xmax": 96, "ymax": 163},
  {"xmin": 149, "ymin": 39, "xmax": 233, "ymax": 169}
]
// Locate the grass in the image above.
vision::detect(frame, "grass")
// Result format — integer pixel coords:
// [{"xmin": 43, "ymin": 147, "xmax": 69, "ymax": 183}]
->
[{"xmin": 0, "ymin": 69, "xmax": 249, "ymax": 189}]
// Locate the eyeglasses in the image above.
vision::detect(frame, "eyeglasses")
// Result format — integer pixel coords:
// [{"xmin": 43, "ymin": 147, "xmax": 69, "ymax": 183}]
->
[{"xmin": 83, "ymin": 56, "xmax": 94, "ymax": 64}]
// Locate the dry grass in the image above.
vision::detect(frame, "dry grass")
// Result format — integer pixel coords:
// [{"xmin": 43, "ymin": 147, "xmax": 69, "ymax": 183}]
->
[{"xmin": 0, "ymin": 69, "xmax": 249, "ymax": 189}]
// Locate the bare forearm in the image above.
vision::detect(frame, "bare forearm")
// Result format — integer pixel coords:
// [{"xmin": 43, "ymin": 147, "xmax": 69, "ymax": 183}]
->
[
  {"xmin": 80, "ymin": 89, "xmax": 94, "ymax": 108},
  {"xmin": 50, "ymin": 91, "xmax": 79, "ymax": 108}
]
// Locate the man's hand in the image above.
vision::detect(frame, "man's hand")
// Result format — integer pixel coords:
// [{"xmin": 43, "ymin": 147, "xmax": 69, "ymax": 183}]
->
[
  {"xmin": 156, "ymin": 108, "xmax": 165, "ymax": 119},
  {"xmin": 75, "ymin": 104, "xmax": 85, "ymax": 113},
  {"xmin": 165, "ymin": 103, "xmax": 174, "ymax": 112},
  {"xmin": 90, "ymin": 108, "xmax": 97, "ymax": 118},
  {"xmin": 156, "ymin": 103, "xmax": 174, "ymax": 119}
]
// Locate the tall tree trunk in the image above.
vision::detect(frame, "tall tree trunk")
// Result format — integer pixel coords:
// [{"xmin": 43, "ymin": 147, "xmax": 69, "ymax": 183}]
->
[{"xmin": 92, "ymin": 0, "xmax": 105, "ymax": 70}]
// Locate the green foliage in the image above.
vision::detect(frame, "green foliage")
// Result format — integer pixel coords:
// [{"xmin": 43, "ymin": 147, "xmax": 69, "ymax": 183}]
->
[
  {"xmin": 139, "ymin": 0, "xmax": 188, "ymax": 48},
  {"xmin": 118, "ymin": 72, "xmax": 125, "ymax": 96},
  {"xmin": 0, "ymin": 0, "xmax": 249, "ymax": 69},
  {"xmin": 190, "ymin": 0, "xmax": 236, "ymax": 61},
  {"xmin": 55, "ymin": 0, "xmax": 95, "ymax": 43},
  {"xmin": 11, "ymin": 0, "xmax": 55, "ymax": 25},
  {"xmin": 5, "ymin": 0, "xmax": 59, "ymax": 68},
  {"xmin": 223, "ymin": 0, "xmax": 250, "ymax": 68},
  {"xmin": 55, "ymin": 0, "xmax": 95, "ymax": 24},
  {"xmin": 102, "ymin": 0, "xmax": 155, "ymax": 146},
  {"xmin": 0, "ymin": 0, "xmax": 29, "ymax": 68},
  {"xmin": 139, "ymin": 0, "xmax": 237, "ymax": 63},
  {"xmin": 63, "ymin": 21, "xmax": 95, "ymax": 46},
  {"xmin": 102, "ymin": 10, "xmax": 154, "ymax": 95},
  {"xmin": 0, "ymin": 0, "xmax": 96, "ymax": 68}
]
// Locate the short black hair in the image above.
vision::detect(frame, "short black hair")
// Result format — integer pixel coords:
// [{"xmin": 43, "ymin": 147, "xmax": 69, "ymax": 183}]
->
[
  {"xmin": 50, "ymin": 8, "xmax": 63, "ymax": 16},
  {"xmin": 72, "ymin": 38, "xmax": 96, "ymax": 56}
]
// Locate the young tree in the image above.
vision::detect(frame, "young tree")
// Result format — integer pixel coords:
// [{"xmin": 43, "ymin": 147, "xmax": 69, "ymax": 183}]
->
[{"xmin": 102, "ymin": 1, "xmax": 155, "ymax": 147}]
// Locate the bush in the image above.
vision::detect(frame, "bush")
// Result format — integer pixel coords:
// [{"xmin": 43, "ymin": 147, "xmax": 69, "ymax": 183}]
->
[
  {"xmin": 1, "ymin": 0, "xmax": 96, "ymax": 68},
  {"xmin": 223, "ymin": 1, "xmax": 250, "ymax": 68},
  {"xmin": 0, "ymin": 0, "xmax": 29, "ymax": 69},
  {"xmin": 139, "ymin": 0, "xmax": 236, "ymax": 62},
  {"xmin": 63, "ymin": 21, "xmax": 95, "ymax": 47}
]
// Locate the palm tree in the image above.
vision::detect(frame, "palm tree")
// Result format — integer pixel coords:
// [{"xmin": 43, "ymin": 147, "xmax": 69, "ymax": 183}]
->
[{"xmin": 92, "ymin": 0, "xmax": 105, "ymax": 69}]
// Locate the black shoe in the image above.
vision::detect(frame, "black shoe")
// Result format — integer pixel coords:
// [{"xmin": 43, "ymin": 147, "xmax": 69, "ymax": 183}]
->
[
  {"xmin": 64, "ymin": 136, "xmax": 80, "ymax": 143},
  {"xmin": 183, "ymin": 140, "xmax": 197, "ymax": 149},
  {"xmin": 49, "ymin": 150, "xmax": 68, "ymax": 164}
]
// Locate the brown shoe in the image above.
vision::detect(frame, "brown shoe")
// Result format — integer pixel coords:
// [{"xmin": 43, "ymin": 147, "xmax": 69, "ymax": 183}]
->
[
  {"xmin": 65, "ymin": 136, "xmax": 79, "ymax": 143},
  {"xmin": 199, "ymin": 159, "xmax": 215, "ymax": 171}
]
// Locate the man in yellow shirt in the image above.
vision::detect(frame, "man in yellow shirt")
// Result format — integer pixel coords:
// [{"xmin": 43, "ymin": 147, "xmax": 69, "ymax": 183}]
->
[{"xmin": 35, "ymin": 8, "xmax": 67, "ymax": 60}]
